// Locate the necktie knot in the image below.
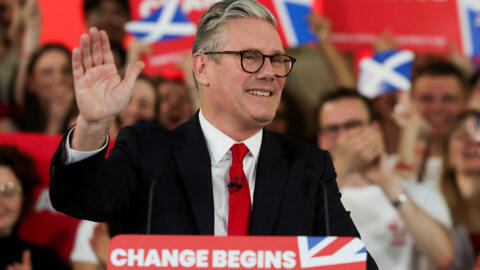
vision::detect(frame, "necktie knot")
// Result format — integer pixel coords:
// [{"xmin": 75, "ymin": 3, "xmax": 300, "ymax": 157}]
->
[{"xmin": 231, "ymin": 143, "xmax": 248, "ymax": 163}]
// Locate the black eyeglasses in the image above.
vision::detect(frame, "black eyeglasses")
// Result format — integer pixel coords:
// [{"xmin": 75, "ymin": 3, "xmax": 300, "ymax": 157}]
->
[
  {"xmin": 204, "ymin": 50, "xmax": 296, "ymax": 78},
  {"xmin": 319, "ymin": 120, "xmax": 367, "ymax": 135}
]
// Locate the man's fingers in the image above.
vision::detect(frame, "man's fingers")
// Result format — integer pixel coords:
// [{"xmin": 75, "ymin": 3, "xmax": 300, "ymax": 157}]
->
[
  {"xmin": 22, "ymin": 250, "xmax": 32, "ymax": 270},
  {"xmin": 72, "ymin": 48, "xmax": 84, "ymax": 83},
  {"xmin": 98, "ymin": 222, "xmax": 109, "ymax": 233},
  {"xmin": 80, "ymin": 33, "xmax": 93, "ymax": 70},
  {"xmin": 90, "ymin": 27, "xmax": 103, "ymax": 66},
  {"xmin": 341, "ymin": 128, "xmax": 369, "ymax": 146},
  {"xmin": 360, "ymin": 138, "xmax": 383, "ymax": 162},
  {"xmin": 101, "ymin": 31, "xmax": 115, "ymax": 65},
  {"xmin": 122, "ymin": 61, "xmax": 145, "ymax": 89},
  {"xmin": 6, "ymin": 263, "xmax": 20, "ymax": 270}
]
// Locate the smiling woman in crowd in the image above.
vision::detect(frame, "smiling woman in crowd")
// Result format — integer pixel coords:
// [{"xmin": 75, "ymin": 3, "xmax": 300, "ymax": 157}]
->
[
  {"xmin": 0, "ymin": 144, "xmax": 67, "ymax": 269},
  {"xmin": 440, "ymin": 110, "xmax": 480, "ymax": 269}
]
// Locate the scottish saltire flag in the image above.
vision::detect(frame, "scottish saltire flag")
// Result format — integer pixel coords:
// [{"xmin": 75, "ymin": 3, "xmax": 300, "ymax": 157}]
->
[
  {"xmin": 272, "ymin": 0, "xmax": 317, "ymax": 47},
  {"xmin": 457, "ymin": 0, "xmax": 480, "ymax": 57},
  {"xmin": 358, "ymin": 50, "xmax": 414, "ymax": 99},
  {"xmin": 297, "ymin": 236, "xmax": 367, "ymax": 269},
  {"xmin": 124, "ymin": 0, "xmax": 196, "ymax": 44}
]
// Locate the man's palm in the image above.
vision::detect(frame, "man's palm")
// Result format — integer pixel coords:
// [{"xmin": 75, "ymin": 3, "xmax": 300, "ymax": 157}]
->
[{"xmin": 72, "ymin": 28, "xmax": 143, "ymax": 123}]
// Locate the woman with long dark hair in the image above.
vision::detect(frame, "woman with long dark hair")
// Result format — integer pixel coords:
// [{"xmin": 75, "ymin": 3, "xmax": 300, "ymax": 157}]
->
[
  {"xmin": 16, "ymin": 44, "xmax": 77, "ymax": 134},
  {"xmin": 440, "ymin": 110, "xmax": 480, "ymax": 269}
]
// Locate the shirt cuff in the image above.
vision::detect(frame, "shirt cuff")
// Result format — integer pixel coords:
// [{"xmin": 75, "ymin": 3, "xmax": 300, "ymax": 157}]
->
[{"xmin": 65, "ymin": 126, "xmax": 109, "ymax": 165}]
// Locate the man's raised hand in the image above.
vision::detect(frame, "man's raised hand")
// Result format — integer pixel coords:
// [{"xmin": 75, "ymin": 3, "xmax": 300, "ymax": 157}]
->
[
  {"xmin": 73, "ymin": 27, "xmax": 144, "ymax": 123},
  {"xmin": 71, "ymin": 28, "xmax": 144, "ymax": 150}
]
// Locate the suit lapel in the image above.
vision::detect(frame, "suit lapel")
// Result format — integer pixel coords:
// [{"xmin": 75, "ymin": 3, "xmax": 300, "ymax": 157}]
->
[
  {"xmin": 250, "ymin": 131, "xmax": 289, "ymax": 235},
  {"xmin": 173, "ymin": 113, "xmax": 214, "ymax": 234}
]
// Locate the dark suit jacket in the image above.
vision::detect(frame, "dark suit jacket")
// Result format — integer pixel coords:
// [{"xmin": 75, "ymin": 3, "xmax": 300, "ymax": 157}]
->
[{"xmin": 50, "ymin": 113, "xmax": 378, "ymax": 268}]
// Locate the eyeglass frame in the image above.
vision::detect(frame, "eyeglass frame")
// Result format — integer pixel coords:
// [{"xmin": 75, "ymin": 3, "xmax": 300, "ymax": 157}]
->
[
  {"xmin": 0, "ymin": 182, "xmax": 23, "ymax": 198},
  {"xmin": 318, "ymin": 119, "xmax": 371, "ymax": 136},
  {"xmin": 203, "ymin": 50, "xmax": 296, "ymax": 78}
]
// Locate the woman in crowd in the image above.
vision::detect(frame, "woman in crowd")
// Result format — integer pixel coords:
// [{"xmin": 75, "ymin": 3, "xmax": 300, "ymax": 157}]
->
[
  {"xmin": 109, "ymin": 75, "xmax": 157, "ymax": 138},
  {"xmin": 440, "ymin": 110, "xmax": 480, "ymax": 269},
  {"xmin": 16, "ymin": 44, "xmax": 77, "ymax": 134},
  {"xmin": 0, "ymin": 144, "xmax": 67, "ymax": 269}
]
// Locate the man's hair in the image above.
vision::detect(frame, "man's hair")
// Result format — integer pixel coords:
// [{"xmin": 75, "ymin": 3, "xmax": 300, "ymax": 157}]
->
[
  {"xmin": 412, "ymin": 61, "xmax": 467, "ymax": 94},
  {"xmin": 470, "ymin": 68, "xmax": 480, "ymax": 89},
  {"xmin": 317, "ymin": 88, "xmax": 376, "ymax": 126},
  {"xmin": 83, "ymin": 0, "xmax": 130, "ymax": 15},
  {"xmin": 192, "ymin": 0, "xmax": 277, "ymax": 58}
]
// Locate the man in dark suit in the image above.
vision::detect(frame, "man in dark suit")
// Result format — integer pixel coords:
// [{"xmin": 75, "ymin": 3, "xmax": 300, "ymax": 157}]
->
[{"xmin": 50, "ymin": 0, "xmax": 377, "ymax": 268}]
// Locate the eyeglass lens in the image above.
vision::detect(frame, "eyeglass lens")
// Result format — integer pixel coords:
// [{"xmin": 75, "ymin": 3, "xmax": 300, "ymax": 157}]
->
[{"xmin": 241, "ymin": 50, "xmax": 293, "ymax": 77}]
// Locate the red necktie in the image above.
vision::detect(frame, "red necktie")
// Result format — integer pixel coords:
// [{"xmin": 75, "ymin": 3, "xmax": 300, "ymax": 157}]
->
[{"xmin": 227, "ymin": 143, "xmax": 251, "ymax": 235}]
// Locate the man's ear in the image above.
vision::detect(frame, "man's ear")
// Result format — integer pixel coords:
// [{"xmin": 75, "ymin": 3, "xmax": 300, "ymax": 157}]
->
[
  {"xmin": 372, "ymin": 121, "xmax": 381, "ymax": 131},
  {"xmin": 192, "ymin": 53, "xmax": 210, "ymax": 87}
]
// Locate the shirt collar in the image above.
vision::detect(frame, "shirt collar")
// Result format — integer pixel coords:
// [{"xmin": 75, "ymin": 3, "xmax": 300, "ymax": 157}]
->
[{"xmin": 199, "ymin": 110, "xmax": 262, "ymax": 166}]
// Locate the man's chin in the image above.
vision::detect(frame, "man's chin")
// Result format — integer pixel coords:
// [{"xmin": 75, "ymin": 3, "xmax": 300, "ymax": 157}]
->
[{"xmin": 252, "ymin": 116, "xmax": 275, "ymax": 129}]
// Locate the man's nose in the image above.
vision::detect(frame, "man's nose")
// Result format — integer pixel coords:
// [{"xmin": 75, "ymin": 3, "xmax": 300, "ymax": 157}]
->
[{"xmin": 255, "ymin": 58, "xmax": 275, "ymax": 80}]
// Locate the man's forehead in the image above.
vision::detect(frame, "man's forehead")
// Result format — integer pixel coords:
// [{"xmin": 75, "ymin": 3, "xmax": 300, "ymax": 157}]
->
[
  {"xmin": 412, "ymin": 75, "xmax": 463, "ymax": 92},
  {"xmin": 320, "ymin": 98, "xmax": 370, "ymax": 123}
]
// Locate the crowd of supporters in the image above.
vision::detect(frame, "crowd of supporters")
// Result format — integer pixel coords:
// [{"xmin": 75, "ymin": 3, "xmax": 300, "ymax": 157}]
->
[{"xmin": 1, "ymin": 0, "xmax": 480, "ymax": 269}]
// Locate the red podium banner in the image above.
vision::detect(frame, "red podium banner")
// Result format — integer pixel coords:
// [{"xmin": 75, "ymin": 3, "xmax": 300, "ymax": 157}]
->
[{"xmin": 107, "ymin": 235, "xmax": 367, "ymax": 269}]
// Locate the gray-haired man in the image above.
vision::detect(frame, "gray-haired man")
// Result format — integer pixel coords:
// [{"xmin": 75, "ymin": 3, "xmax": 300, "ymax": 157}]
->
[{"xmin": 50, "ymin": 1, "xmax": 377, "ymax": 268}]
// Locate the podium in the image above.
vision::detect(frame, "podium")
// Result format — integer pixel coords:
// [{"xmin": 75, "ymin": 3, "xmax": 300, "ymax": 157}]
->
[{"xmin": 107, "ymin": 235, "xmax": 367, "ymax": 269}]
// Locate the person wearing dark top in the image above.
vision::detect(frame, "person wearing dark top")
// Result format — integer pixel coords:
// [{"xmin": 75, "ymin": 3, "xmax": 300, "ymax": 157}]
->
[
  {"xmin": 0, "ymin": 235, "xmax": 67, "ymax": 270},
  {"xmin": 0, "ymin": 145, "xmax": 67, "ymax": 270}
]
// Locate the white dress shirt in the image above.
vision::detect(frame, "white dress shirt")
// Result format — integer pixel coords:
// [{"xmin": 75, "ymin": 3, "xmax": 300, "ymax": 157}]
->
[
  {"xmin": 65, "ymin": 110, "xmax": 262, "ymax": 235},
  {"xmin": 198, "ymin": 110, "xmax": 262, "ymax": 235}
]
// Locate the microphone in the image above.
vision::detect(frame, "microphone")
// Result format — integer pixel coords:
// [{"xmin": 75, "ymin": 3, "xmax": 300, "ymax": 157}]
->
[
  {"xmin": 228, "ymin": 174, "xmax": 244, "ymax": 193},
  {"xmin": 305, "ymin": 170, "xmax": 330, "ymax": 236},
  {"xmin": 146, "ymin": 170, "xmax": 163, "ymax": 235}
]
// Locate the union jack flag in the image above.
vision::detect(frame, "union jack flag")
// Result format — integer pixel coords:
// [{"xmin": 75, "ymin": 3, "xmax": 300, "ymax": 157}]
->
[
  {"xmin": 297, "ymin": 236, "xmax": 367, "ymax": 269},
  {"xmin": 272, "ymin": 0, "xmax": 317, "ymax": 47},
  {"xmin": 457, "ymin": 0, "xmax": 480, "ymax": 57},
  {"xmin": 357, "ymin": 50, "xmax": 414, "ymax": 99}
]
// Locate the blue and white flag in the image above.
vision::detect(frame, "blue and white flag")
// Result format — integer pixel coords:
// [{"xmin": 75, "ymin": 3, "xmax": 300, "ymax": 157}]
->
[
  {"xmin": 297, "ymin": 236, "xmax": 367, "ymax": 269},
  {"xmin": 124, "ymin": 0, "xmax": 196, "ymax": 44},
  {"xmin": 458, "ymin": 0, "xmax": 480, "ymax": 57},
  {"xmin": 358, "ymin": 50, "xmax": 415, "ymax": 99},
  {"xmin": 273, "ymin": 0, "xmax": 317, "ymax": 47}
]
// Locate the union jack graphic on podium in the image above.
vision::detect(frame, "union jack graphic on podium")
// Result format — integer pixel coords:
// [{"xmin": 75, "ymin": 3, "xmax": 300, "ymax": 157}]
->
[
  {"xmin": 297, "ymin": 236, "xmax": 367, "ymax": 269},
  {"xmin": 272, "ymin": 0, "xmax": 317, "ymax": 47},
  {"xmin": 358, "ymin": 50, "xmax": 414, "ymax": 99},
  {"xmin": 125, "ymin": 0, "xmax": 196, "ymax": 44},
  {"xmin": 457, "ymin": 0, "xmax": 480, "ymax": 57}
]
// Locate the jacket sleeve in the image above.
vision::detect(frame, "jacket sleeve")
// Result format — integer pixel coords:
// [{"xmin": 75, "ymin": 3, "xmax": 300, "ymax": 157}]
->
[{"xmin": 49, "ymin": 126, "xmax": 141, "ymax": 222}]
